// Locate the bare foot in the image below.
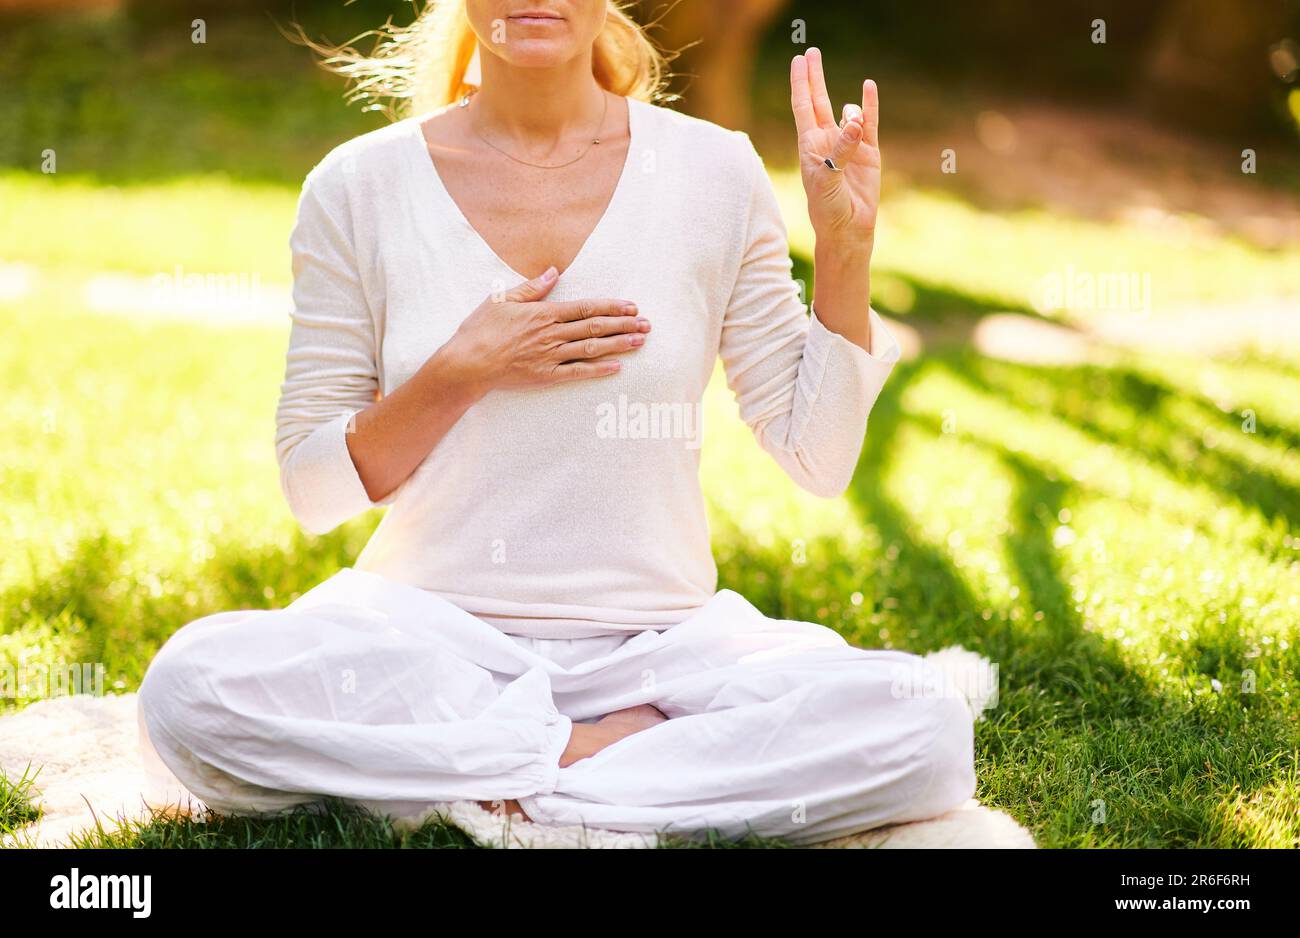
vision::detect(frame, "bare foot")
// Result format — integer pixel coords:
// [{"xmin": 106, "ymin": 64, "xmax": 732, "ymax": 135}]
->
[
  {"xmin": 477, "ymin": 799, "xmax": 529, "ymax": 821},
  {"xmin": 558, "ymin": 705, "xmax": 667, "ymax": 769},
  {"xmin": 597, "ymin": 704, "xmax": 669, "ymax": 732},
  {"xmin": 478, "ymin": 708, "xmax": 670, "ymax": 817}
]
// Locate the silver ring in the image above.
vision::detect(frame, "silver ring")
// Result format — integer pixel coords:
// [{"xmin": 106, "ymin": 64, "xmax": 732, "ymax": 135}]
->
[{"xmin": 823, "ymin": 157, "xmax": 843, "ymax": 172}]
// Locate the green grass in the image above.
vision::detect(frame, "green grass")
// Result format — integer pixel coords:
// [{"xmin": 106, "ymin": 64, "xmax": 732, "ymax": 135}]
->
[
  {"xmin": 8, "ymin": 167, "xmax": 1300, "ymax": 322},
  {"xmin": 59, "ymin": 800, "xmax": 479, "ymax": 850},
  {"xmin": 771, "ymin": 171, "xmax": 1300, "ymax": 318},
  {"xmin": 52, "ymin": 799, "xmax": 786, "ymax": 849},
  {"xmin": 2, "ymin": 7, "xmax": 1298, "ymax": 850},
  {"xmin": 3, "ymin": 264, "xmax": 1297, "ymax": 848},
  {"xmin": 0, "ymin": 5, "xmax": 387, "ymax": 185},
  {"xmin": 0, "ymin": 766, "xmax": 42, "ymax": 838},
  {"xmin": 0, "ymin": 171, "xmax": 299, "ymax": 279}
]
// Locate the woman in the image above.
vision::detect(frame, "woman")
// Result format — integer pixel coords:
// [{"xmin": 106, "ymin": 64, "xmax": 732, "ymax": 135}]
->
[{"xmin": 138, "ymin": 0, "xmax": 977, "ymax": 844}]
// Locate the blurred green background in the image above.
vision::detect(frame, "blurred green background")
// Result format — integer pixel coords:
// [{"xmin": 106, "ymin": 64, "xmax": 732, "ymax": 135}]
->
[{"xmin": 1, "ymin": 0, "xmax": 1299, "ymax": 848}]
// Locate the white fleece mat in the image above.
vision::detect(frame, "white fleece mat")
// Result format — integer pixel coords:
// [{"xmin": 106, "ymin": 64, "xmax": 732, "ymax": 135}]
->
[{"xmin": 0, "ymin": 649, "xmax": 1034, "ymax": 849}]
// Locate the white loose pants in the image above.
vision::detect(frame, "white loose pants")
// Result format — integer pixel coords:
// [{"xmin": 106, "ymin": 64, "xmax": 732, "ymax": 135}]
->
[{"xmin": 138, "ymin": 568, "xmax": 976, "ymax": 844}]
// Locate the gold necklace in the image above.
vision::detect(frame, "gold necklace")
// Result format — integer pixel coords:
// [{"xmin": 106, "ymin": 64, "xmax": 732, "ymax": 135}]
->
[{"xmin": 462, "ymin": 90, "xmax": 608, "ymax": 170}]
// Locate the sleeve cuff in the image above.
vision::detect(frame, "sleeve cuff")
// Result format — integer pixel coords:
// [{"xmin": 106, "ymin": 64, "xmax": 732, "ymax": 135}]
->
[
  {"xmin": 807, "ymin": 304, "xmax": 902, "ymax": 367},
  {"xmin": 533, "ymin": 712, "xmax": 575, "ymax": 797},
  {"xmin": 283, "ymin": 410, "xmax": 392, "ymax": 532}
]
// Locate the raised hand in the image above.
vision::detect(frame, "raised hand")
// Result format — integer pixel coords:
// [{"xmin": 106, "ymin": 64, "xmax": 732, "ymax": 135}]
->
[{"xmin": 789, "ymin": 47, "xmax": 881, "ymax": 246}]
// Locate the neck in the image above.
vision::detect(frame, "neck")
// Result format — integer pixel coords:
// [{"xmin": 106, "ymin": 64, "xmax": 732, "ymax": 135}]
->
[{"xmin": 470, "ymin": 44, "xmax": 606, "ymax": 142}]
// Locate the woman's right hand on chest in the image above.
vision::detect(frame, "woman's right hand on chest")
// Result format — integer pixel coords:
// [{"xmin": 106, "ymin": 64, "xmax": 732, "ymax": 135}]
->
[{"xmin": 436, "ymin": 266, "xmax": 651, "ymax": 395}]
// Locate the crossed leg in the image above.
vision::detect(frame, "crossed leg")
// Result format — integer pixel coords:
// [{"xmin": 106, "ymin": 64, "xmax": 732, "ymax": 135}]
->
[{"xmin": 138, "ymin": 575, "xmax": 975, "ymax": 844}]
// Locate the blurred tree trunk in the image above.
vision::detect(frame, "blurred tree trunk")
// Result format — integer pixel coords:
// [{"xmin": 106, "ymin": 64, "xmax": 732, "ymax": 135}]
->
[
  {"xmin": 649, "ymin": 0, "xmax": 789, "ymax": 129},
  {"xmin": 1140, "ymin": 0, "xmax": 1290, "ymax": 134}
]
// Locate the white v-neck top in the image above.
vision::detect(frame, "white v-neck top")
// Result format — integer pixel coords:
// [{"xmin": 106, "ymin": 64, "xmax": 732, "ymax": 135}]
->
[{"xmin": 275, "ymin": 96, "xmax": 901, "ymax": 637}]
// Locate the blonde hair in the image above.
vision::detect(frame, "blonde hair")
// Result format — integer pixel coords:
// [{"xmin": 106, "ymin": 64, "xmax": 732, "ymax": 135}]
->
[{"xmin": 304, "ymin": 1, "xmax": 675, "ymax": 119}]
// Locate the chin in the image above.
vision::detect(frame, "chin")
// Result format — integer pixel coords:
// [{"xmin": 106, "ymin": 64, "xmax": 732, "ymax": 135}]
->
[
  {"xmin": 500, "ymin": 39, "xmax": 580, "ymax": 68},
  {"xmin": 499, "ymin": 20, "xmax": 580, "ymax": 67}
]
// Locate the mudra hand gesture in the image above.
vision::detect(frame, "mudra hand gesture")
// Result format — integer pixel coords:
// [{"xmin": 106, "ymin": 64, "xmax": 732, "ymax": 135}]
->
[{"xmin": 790, "ymin": 47, "xmax": 880, "ymax": 247}]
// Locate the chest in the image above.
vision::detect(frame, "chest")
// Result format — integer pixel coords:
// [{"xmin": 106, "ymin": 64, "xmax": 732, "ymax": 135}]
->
[
  {"xmin": 370, "ymin": 120, "xmax": 738, "ymax": 403},
  {"xmin": 431, "ymin": 143, "xmax": 630, "ymax": 281}
]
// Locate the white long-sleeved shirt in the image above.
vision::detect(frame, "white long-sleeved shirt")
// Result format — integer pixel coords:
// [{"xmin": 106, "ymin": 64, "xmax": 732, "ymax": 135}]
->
[{"xmin": 275, "ymin": 96, "xmax": 900, "ymax": 637}]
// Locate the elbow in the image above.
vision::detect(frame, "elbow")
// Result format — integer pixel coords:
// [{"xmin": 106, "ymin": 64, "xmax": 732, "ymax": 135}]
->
[
  {"xmin": 794, "ymin": 465, "xmax": 855, "ymax": 499},
  {"xmin": 761, "ymin": 426, "xmax": 861, "ymax": 498},
  {"xmin": 277, "ymin": 442, "xmax": 360, "ymax": 535},
  {"xmin": 293, "ymin": 510, "xmax": 344, "ymax": 538},
  {"xmin": 275, "ymin": 412, "xmax": 377, "ymax": 535},
  {"xmin": 788, "ymin": 430, "xmax": 867, "ymax": 498},
  {"xmin": 778, "ymin": 446, "xmax": 858, "ymax": 499},
  {"xmin": 810, "ymin": 476, "xmax": 854, "ymax": 500},
  {"xmin": 279, "ymin": 467, "xmax": 344, "ymax": 536},
  {"xmin": 755, "ymin": 411, "xmax": 866, "ymax": 500}
]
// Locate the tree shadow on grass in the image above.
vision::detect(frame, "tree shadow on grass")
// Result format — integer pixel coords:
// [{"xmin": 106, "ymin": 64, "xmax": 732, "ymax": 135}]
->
[
  {"xmin": 7, "ymin": 338, "xmax": 1293, "ymax": 846},
  {"xmin": 841, "ymin": 359, "xmax": 989, "ymax": 643},
  {"xmin": 904, "ymin": 350, "xmax": 1300, "ymax": 844},
  {"xmin": 1231, "ymin": 352, "xmax": 1300, "ymax": 385},
  {"xmin": 964, "ymin": 356, "xmax": 1300, "ymax": 528},
  {"xmin": 792, "ymin": 249, "xmax": 1047, "ymax": 331},
  {"xmin": 843, "ymin": 355, "xmax": 1153, "ymax": 695},
  {"xmin": 826, "ymin": 331, "xmax": 1300, "ymax": 843}
]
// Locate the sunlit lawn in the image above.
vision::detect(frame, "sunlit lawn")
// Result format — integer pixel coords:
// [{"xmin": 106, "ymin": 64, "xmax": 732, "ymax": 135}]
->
[
  {"xmin": 2, "ymin": 161, "xmax": 1299, "ymax": 847},
  {"xmin": 8, "ymin": 167, "xmax": 1300, "ymax": 314}
]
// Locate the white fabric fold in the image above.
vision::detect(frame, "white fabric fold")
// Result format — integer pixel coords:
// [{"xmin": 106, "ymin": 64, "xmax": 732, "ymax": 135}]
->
[{"xmin": 138, "ymin": 567, "xmax": 977, "ymax": 843}]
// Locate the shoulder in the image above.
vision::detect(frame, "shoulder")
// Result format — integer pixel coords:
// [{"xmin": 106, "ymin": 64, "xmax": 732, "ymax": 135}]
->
[
  {"xmin": 632, "ymin": 98, "xmax": 762, "ymax": 182},
  {"xmin": 300, "ymin": 117, "xmax": 422, "ymax": 201}
]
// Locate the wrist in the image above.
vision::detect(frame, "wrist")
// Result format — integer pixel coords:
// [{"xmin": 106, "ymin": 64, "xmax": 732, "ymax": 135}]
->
[
  {"xmin": 813, "ymin": 244, "xmax": 872, "ymax": 315},
  {"xmin": 810, "ymin": 238, "xmax": 874, "ymax": 352},
  {"xmin": 422, "ymin": 342, "xmax": 490, "ymax": 406},
  {"xmin": 814, "ymin": 235, "xmax": 874, "ymax": 270}
]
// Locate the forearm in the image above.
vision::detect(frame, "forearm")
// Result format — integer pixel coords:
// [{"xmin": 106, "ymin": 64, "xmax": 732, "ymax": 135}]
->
[
  {"xmin": 344, "ymin": 343, "xmax": 485, "ymax": 502},
  {"xmin": 811, "ymin": 238, "xmax": 874, "ymax": 354}
]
